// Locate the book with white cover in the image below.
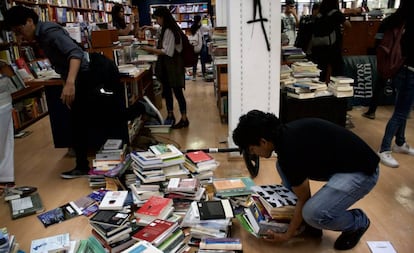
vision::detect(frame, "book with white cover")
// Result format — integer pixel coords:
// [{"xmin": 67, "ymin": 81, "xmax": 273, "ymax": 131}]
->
[
  {"xmin": 99, "ymin": 191, "xmax": 128, "ymax": 210},
  {"xmin": 330, "ymin": 76, "xmax": 354, "ymax": 84}
]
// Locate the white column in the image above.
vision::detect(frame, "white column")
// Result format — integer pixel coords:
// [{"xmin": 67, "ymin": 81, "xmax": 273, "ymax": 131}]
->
[{"xmin": 227, "ymin": 0, "xmax": 281, "ymax": 146}]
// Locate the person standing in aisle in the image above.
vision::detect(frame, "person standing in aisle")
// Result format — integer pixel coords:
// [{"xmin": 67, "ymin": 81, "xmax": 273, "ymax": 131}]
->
[
  {"xmin": 4, "ymin": 6, "xmax": 130, "ymax": 179},
  {"xmin": 310, "ymin": 0, "xmax": 350, "ymax": 83},
  {"xmin": 377, "ymin": 0, "xmax": 414, "ymax": 168},
  {"xmin": 281, "ymin": 0, "xmax": 299, "ymax": 46},
  {"xmin": 141, "ymin": 7, "xmax": 189, "ymax": 129},
  {"xmin": 188, "ymin": 15, "xmax": 203, "ymax": 81},
  {"xmin": 111, "ymin": 3, "xmax": 139, "ymax": 36},
  {"xmin": 0, "ymin": 78, "xmax": 14, "ymax": 186},
  {"xmin": 232, "ymin": 110, "xmax": 379, "ymax": 250}
]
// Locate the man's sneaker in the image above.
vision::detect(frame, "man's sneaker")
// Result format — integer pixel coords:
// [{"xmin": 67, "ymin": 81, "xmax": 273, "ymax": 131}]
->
[
  {"xmin": 60, "ymin": 168, "xmax": 89, "ymax": 179},
  {"xmin": 392, "ymin": 142, "xmax": 414, "ymax": 155},
  {"xmin": 334, "ymin": 219, "xmax": 370, "ymax": 250},
  {"xmin": 378, "ymin": 151, "xmax": 399, "ymax": 168}
]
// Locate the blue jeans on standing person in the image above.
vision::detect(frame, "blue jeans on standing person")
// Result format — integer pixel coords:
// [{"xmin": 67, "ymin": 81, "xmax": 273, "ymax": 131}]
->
[
  {"xmin": 380, "ymin": 67, "xmax": 414, "ymax": 152},
  {"xmin": 276, "ymin": 162, "xmax": 379, "ymax": 232}
]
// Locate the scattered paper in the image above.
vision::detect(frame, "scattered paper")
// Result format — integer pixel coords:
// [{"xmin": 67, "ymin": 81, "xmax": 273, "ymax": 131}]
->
[{"xmin": 367, "ymin": 241, "xmax": 397, "ymax": 253}]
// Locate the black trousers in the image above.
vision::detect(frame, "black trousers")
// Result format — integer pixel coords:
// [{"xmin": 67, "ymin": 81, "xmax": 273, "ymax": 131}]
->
[{"xmin": 71, "ymin": 71, "xmax": 129, "ymax": 170}]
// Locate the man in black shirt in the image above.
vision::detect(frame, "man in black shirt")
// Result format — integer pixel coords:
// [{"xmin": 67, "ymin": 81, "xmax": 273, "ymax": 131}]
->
[{"xmin": 233, "ymin": 110, "xmax": 379, "ymax": 250}]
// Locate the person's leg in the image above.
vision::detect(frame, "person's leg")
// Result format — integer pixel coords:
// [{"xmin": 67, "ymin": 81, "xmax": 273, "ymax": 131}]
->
[
  {"xmin": 0, "ymin": 103, "xmax": 14, "ymax": 183},
  {"xmin": 363, "ymin": 76, "xmax": 386, "ymax": 118},
  {"xmin": 162, "ymin": 81, "xmax": 175, "ymax": 125},
  {"xmin": 302, "ymin": 168, "xmax": 379, "ymax": 249},
  {"xmin": 171, "ymin": 87, "xmax": 189, "ymax": 129},
  {"xmin": 200, "ymin": 46, "xmax": 207, "ymax": 77},
  {"xmin": 192, "ymin": 55, "xmax": 198, "ymax": 81},
  {"xmin": 379, "ymin": 68, "xmax": 414, "ymax": 166}
]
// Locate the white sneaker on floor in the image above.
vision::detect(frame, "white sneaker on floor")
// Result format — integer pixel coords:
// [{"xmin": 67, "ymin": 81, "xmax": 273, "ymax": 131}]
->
[
  {"xmin": 378, "ymin": 151, "xmax": 399, "ymax": 168},
  {"xmin": 392, "ymin": 142, "xmax": 414, "ymax": 155}
]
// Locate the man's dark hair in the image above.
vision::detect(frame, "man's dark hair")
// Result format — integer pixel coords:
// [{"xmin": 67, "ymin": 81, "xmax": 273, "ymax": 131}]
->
[
  {"xmin": 232, "ymin": 110, "xmax": 282, "ymax": 152},
  {"xmin": 4, "ymin": 5, "xmax": 39, "ymax": 30}
]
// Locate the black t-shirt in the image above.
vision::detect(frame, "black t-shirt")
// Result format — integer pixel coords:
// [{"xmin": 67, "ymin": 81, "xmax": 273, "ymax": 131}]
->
[{"xmin": 275, "ymin": 118, "xmax": 379, "ymax": 187}]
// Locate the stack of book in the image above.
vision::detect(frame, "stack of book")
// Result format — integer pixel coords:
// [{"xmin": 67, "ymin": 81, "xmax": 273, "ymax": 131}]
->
[
  {"xmin": 328, "ymin": 76, "xmax": 355, "ymax": 98},
  {"xmin": 184, "ymin": 150, "xmax": 219, "ymax": 181},
  {"xmin": 250, "ymin": 184, "xmax": 297, "ymax": 221},
  {"xmin": 89, "ymin": 210, "xmax": 135, "ymax": 252},
  {"xmin": 0, "ymin": 227, "xmax": 20, "ymax": 253},
  {"xmin": 285, "ymin": 83, "xmax": 317, "ymax": 99},
  {"xmin": 291, "ymin": 61, "xmax": 321, "ymax": 79},
  {"xmin": 199, "ymin": 238, "xmax": 242, "ymax": 251},
  {"xmin": 134, "ymin": 196, "xmax": 174, "ymax": 226},
  {"xmin": 149, "ymin": 144, "xmax": 185, "ymax": 167},
  {"xmin": 164, "ymin": 178, "xmax": 206, "ymax": 215},
  {"xmin": 280, "ymin": 64, "xmax": 295, "ymax": 88},
  {"xmin": 129, "ymin": 183, "xmax": 163, "ymax": 207},
  {"xmin": 281, "ymin": 46, "xmax": 307, "ymax": 62},
  {"xmin": 131, "ymin": 219, "xmax": 186, "ymax": 252}
]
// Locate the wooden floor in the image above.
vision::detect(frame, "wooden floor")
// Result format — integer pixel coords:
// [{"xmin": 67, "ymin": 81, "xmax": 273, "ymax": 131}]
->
[{"xmin": 1, "ymin": 76, "xmax": 414, "ymax": 253}]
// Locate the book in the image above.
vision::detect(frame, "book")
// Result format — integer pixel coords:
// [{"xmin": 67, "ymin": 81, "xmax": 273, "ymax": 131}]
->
[
  {"xmin": 166, "ymin": 178, "xmax": 199, "ymax": 193},
  {"xmin": 149, "ymin": 144, "xmax": 184, "ymax": 160},
  {"xmin": 287, "ymin": 91, "xmax": 316, "ymax": 99},
  {"xmin": 90, "ymin": 222, "xmax": 131, "ymax": 238},
  {"xmin": 103, "ymin": 139, "xmax": 123, "ymax": 150},
  {"xmin": 186, "ymin": 150, "xmax": 214, "ymax": 165},
  {"xmin": 134, "ymin": 196, "xmax": 173, "ymax": 222},
  {"xmin": 199, "ymin": 238, "xmax": 242, "ymax": 250},
  {"xmin": 99, "ymin": 190, "xmax": 128, "ymax": 210},
  {"xmin": 3, "ymin": 186, "xmax": 37, "ymax": 201},
  {"xmin": 213, "ymin": 177, "xmax": 255, "ymax": 197},
  {"xmin": 121, "ymin": 240, "xmax": 163, "ymax": 253},
  {"xmin": 131, "ymin": 150, "xmax": 163, "ymax": 166},
  {"xmin": 9, "ymin": 192, "xmax": 44, "ymax": 219},
  {"xmin": 37, "ymin": 202, "xmax": 82, "ymax": 227},
  {"xmin": 131, "ymin": 219, "xmax": 178, "ymax": 246},
  {"xmin": 330, "ymin": 76, "xmax": 354, "ymax": 84},
  {"xmin": 30, "ymin": 233, "xmax": 71, "ymax": 253},
  {"xmin": 251, "ymin": 184, "xmax": 297, "ymax": 220},
  {"xmin": 195, "ymin": 199, "xmax": 234, "ymax": 220},
  {"xmin": 90, "ymin": 210, "xmax": 130, "ymax": 227},
  {"xmin": 366, "ymin": 241, "xmax": 397, "ymax": 253}
]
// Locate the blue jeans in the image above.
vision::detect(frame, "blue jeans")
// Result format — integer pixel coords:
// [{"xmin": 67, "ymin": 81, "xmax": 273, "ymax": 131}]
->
[
  {"xmin": 277, "ymin": 162, "xmax": 379, "ymax": 232},
  {"xmin": 380, "ymin": 67, "xmax": 414, "ymax": 152}
]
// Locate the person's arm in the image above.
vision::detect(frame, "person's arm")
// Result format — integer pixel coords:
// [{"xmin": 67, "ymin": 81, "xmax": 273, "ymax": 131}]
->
[
  {"xmin": 264, "ymin": 179, "xmax": 311, "ymax": 242},
  {"xmin": 141, "ymin": 29, "xmax": 176, "ymax": 57},
  {"xmin": 60, "ymin": 58, "xmax": 81, "ymax": 108}
]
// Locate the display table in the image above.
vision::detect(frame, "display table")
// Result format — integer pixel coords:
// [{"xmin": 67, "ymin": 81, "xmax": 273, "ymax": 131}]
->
[{"xmin": 279, "ymin": 91, "xmax": 348, "ymax": 127}]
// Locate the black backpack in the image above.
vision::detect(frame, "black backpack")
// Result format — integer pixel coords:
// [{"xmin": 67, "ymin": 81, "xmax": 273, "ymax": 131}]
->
[{"xmin": 311, "ymin": 9, "xmax": 339, "ymax": 47}]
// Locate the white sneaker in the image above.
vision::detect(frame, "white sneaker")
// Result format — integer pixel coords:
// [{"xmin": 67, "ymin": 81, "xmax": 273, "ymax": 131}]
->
[
  {"xmin": 392, "ymin": 142, "xmax": 414, "ymax": 155},
  {"xmin": 378, "ymin": 151, "xmax": 399, "ymax": 168}
]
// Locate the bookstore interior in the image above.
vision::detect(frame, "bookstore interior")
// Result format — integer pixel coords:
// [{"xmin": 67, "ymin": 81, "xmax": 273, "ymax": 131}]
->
[{"xmin": 0, "ymin": 0, "xmax": 409, "ymax": 252}]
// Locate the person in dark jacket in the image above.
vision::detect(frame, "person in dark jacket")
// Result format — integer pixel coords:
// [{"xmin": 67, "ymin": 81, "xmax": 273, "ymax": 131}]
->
[
  {"xmin": 233, "ymin": 110, "xmax": 379, "ymax": 250},
  {"xmin": 4, "ymin": 6, "xmax": 158, "ymax": 178}
]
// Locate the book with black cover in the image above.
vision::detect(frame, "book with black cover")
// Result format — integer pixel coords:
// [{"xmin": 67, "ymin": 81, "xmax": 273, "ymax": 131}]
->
[
  {"xmin": 90, "ymin": 210, "xmax": 130, "ymax": 227},
  {"xmin": 37, "ymin": 202, "xmax": 82, "ymax": 227},
  {"xmin": 196, "ymin": 199, "xmax": 234, "ymax": 220},
  {"xmin": 9, "ymin": 192, "xmax": 44, "ymax": 219}
]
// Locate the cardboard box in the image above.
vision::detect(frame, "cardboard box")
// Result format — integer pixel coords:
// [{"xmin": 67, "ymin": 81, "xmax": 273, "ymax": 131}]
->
[{"xmin": 91, "ymin": 29, "xmax": 118, "ymax": 48}]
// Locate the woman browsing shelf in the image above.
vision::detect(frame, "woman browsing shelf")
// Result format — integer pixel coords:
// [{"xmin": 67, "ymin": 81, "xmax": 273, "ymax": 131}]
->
[
  {"xmin": 140, "ymin": 7, "xmax": 189, "ymax": 129},
  {"xmin": 111, "ymin": 3, "xmax": 139, "ymax": 37}
]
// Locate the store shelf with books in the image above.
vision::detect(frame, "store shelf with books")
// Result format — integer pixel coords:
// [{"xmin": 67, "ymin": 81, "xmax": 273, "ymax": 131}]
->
[{"xmin": 149, "ymin": 2, "xmax": 208, "ymax": 33}]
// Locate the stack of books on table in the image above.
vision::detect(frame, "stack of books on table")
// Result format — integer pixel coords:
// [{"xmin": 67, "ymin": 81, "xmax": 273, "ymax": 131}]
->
[
  {"xmin": 89, "ymin": 210, "xmax": 137, "ymax": 253},
  {"xmin": 291, "ymin": 61, "xmax": 321, "ymax": 79},
  {"xmin": 131, "ymin": 218, "xmax": 187, "ymax": 252},
  {"xmin": 328, "ymin": 76, "xmax": 355, "ymax": 98},
  {"xmin": 184, "ymin": 150, "xmax": 219, "ymax": 182},
  {"xmin": 280, "ymin": 64, "xmax": 295, "ymax": 88},
  {"xmin": 281, "ymin": 46, "xmax": 307, "ymax": 62},
  {"xmin": 285, "ymin": 83, "xmax": 317, "ymax": 99}
]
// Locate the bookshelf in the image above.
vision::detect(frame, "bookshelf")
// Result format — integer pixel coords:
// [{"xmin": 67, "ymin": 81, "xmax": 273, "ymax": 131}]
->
[{"xmin": 149, "ymin": 2, "xmax": 208, "ymax": 33}]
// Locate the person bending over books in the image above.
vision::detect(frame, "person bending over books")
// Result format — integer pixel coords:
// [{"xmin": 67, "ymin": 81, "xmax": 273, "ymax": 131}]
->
[
  {"xmin": 232, "ymin": 110, "xmax": 379, "ymax": 250},
  {"xmin": 4, "ymin": 6, "xmax": 160, "ymax": 179}
]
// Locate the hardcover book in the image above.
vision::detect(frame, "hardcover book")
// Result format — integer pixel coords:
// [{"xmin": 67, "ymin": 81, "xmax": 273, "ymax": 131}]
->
[
  {"xmin": 9, "ymin": 192, "xmax": 44, "ymax": 219},
  {"xmin": 196, "ymin": 199, "xmax": 234, "ymax": 220},
  {"xmin": 213, "ymin": 177, "xmax": 255, "ymax": 197},
  {"xmin": 37, "ymin": 202, "xmax": 82, "ymax": 227},
  {"xmin": 186, "ymin": 150, "xmax": 214, "ymax": 165},
  {"xmin": 134, "ymin": 196, "xmax": 173, "ymax": 221},
  {"xmin": 103, "ymin": 139, "xmax": 123, "ymax": 150},
  {"xmin": 131, "ymin": 219, "xmax": 178, "ymax": 246}
]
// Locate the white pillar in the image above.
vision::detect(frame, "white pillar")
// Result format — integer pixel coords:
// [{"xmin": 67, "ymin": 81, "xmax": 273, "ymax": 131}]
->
[{"xmin": 227, "ymin": 0, "xmax": 281, "ymax": 146}]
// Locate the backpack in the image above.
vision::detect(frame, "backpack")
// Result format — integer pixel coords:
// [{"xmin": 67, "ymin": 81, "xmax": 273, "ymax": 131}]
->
[
  {"xmin": 311, "ymin": 9, "xmax": 338, "ymax": 47},
  {"xmin": 376, "ymin": 23, "xmax": 405, "ymax": 79},
  {"xmin": 188, "ymin": 29, "xmax": 203, "ymax": 53},
  {"xmin": 180, "ymin": 33, "xmax": 197, "ymax": 67}
]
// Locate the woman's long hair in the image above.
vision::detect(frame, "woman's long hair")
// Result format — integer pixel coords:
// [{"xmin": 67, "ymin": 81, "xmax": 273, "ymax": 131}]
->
[
  {"xmin": 112, "ymin": 3, "xmax": 126, "ymax": 29},
  {"xmin": 153, "ymin": 7, "xmax": 182, "ymax": 45},
  {"xmin": 190, "ymin": 15, "xmax": 201, "ymax": 36}
]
